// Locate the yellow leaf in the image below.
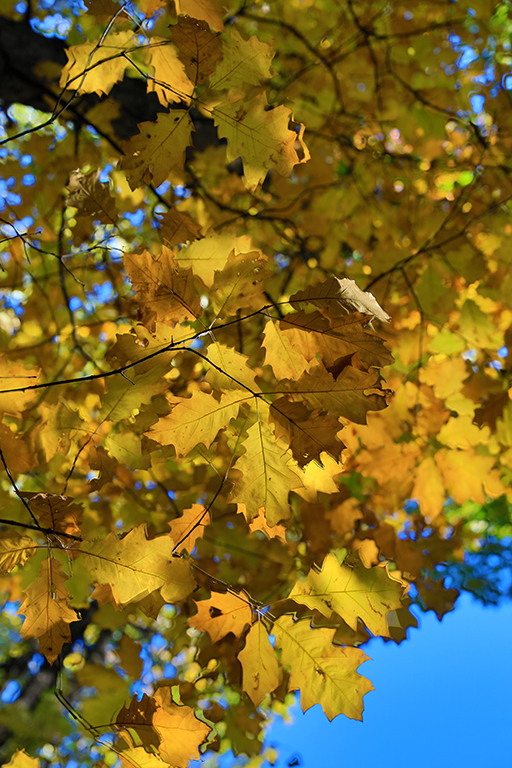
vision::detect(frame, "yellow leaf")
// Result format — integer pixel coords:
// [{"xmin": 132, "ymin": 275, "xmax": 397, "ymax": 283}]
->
[
  {"xmin": 0, "ymin": 533, "xmax": 37, "ymax": 574},
  {"xmin": 153, "ymin": 687, "xmax": 212, "ymax": 766},
  {"xmin": 229, "ymin": 420, "xmax": 305, "ymax": 525},
  {"xmin": 248, "ymin": 509, "xmax": 287, "ymax": 542},
  {"xmin": 4, "ymin": 751, "xmax": 40, "ymax": 768},
  {"xmin": 175, "ymin": 0, "xmax": 225, "ymax": 32},
  {"xmin": 419, "ymin": 357, "xmax": 469, "ymax": 400},
  {"xmin": 174, "ymin": 233, "xmax": 253, "ymax": 288},
  {"xmin": 411, "ymin": 455, "xmax": 445, "ymax": 521},
  {"xmin": 120, "ymin": 748, "xmax": 168, "ymax": 768},
  {"xmin": 204, "ymin": 342, "xmax": 260, "ymax": 392},
  {"xmin": 120, "ymin": 111, "xmax": 194, "ymax": 190},
  {"xmin": 436, "ymin": 449, "xmax": 505, "ymax": 505},
  {"xmin": 169, "ymin": 504, "xmax": 211, "ymax": 554},
  {"xmin": 211, "ymin": 29, "xmax": 274, "ymax": 92},
  {"xmin": 263, "ymin": 320, "xmax": 312, "ymax": 381},
  {"xmin": 0, "ymin": 361, "xmax": 40, "ymax": 415},
  {"xmin": 438, "ymin": 414, "xmax": 490, "ymax": 449},
  {"xmin": 145, "ymin": 38, "xmax": 194, "ymax": 106},
  {"xmin": 18, "ymin": 557, "xmax": 78, "ymax": 664},
  {"xmin": 59, "ymin": 31, "xmax": 135, "ymax": 96},
  {"xmin": 294, "ymin": 453, "xmax": 344, "ymax": 502},
  {"xmin": 148, "ymin": 389, "xmax": 246, "ymax": 456},
  {"xmin": 289, "ymin": 553, "xmax": 407, "ymax": 637},
  {"xmin": 188, "ymin": 590, "xmax": 252, "ymax": 642},
  {"xmin": 213, "ymin": 95, "xmax": 309, "ymax": 191},
  {"xmin": 81, "ymin": 525, "xmax": 195, "ymax": 606},
  {"xmin": 273, "ymin": 616, "xmax": 373, "ymax": 721},
  {"xmin": 0, "ymin": 422, "xmax": 31, "ymax": 473},
  {"xmin": 238, "ymin": 621, "xmax": 279, "ymax": 707},
  {"xmin": 209, "ymin": 249, "xmax": 270, "ymax": 317}
]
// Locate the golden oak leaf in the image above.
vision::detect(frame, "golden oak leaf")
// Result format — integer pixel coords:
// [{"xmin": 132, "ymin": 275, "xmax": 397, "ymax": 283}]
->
[
  {"xmin": 171, "ymin": 16, "xmax": 222, "ymax": 85},
  {"xmin": 294, "ymin": 453, "xmax": 344, "ymax": 503},
  {"xmin": 0, "ymin": 422, "xmax": 31, "ymax": 473},
  {"xmin": 81, "ymin": 525, "xmax": 195, "ymax": 606},
  {"xmin": 169, "ymin": 504, "xmax": 211, "ymax": 554},
  {"xmin": 66, "ymin": 170, "xmax": 118, "ymax": 225},
  {"xmin": 352, "ymin": 538, "xmax": 380, "ymax": 568},
  {"xmin": 229, "ymin": 419, "xmax": 305, "ymax": 525},
  {"xmin": 188, "ymin": 590, "xmax": 252, "ymax": 642},
  {"xmin": 116, "ymin": 693, "xmax": 160, "ymax": 750},
  {"xmin": 159, "ymin": 208, "xmax": 202, "ymax": 246},
  {"xmin": 120, "ymin": 748, "xmax": 168, "ymax": 768},
  {"xmin": 237, "ymin": 621, "xmax": 279, "ymax": 707},
  {"xmin": 279, "ymin": 308, "xmax": 393, "ymax": 369},
  {"xmin": 211, "ymin": 29, "xmax": 274, "ymax": 92},
  {"xmin": 145, "ymin": 38, "xmax": 194, "ymax": 106},
  {"xmin": 213, "ymin": 95, "xmax": 309, "ymax": 191},
  {"xmin": 289, "ymin": 552, "xmax": 407, "ymax": 637},
  {"xmin": 29, "ymin": 401, "xmax": 80, "ymax": 464},
  {"xmin": 153, "ymin": 687, "xmax": 212, "ymax": 766},
  {"xmin": 209, "ymin": 249, "xmax": 270, "ymax": 317},
  {"xmin": 4, "ymin": 751, "xmax": 40, "ymax": 768},
  {"xmin": 248, "ymin": 508, "xmax": 287, "ymax": 542},
  {"xmin": 175, "ymin": 0, "xmax": 225, "ymax": 31},
  {"xmin": 271, "ymin": 396, "xmax": 344, "ymax": 467},
  {"xmin": 100, "ymin": 356, "xmax": 172, "ymax": 422},
  {"xmin": 435, "ymin": 448, "xmax": 505, "ymax": 505},
  {"xmin": 0, "ymin": 361, "xmax": 40, "ymax": 414},
  {"xmin": 59, "ymin": 31, "xmax": 135, "ymax": 96},
  {"xmin": 263, "ymin": 320, "xmax": 312, "ymax": 382},
  {"xmin": 120, "ymin": 111, "xmax": 194, "ymax": 190},
  {"xmin": 18, "ymin": 557, "xmax": 78, "ymax": 664},
  {"xmin": 204, "ymin": 342, "xmax": 259, "ymax": 392},
  {"xmin": 20, "ymin": 493, "xmax": 82, "ymax": 540},
  {"xmin": 411, "ymin": 455, "xmax": 445, "ymax": 521},
  {"xmin": 148, "ymin": 389, "xmax": 245, "ymax": 456},
  {"xmin": 438, "ymin": 414, "xmax": 490, "ymax": 449},
  {"xmin": 418, "ymin": 356, "xmax": 469, "ymax": 400},
  {"xmin": 174, "ymin": 233, "xmax": 252, "ymax": 288},
  {"xmin": 273, "ymin": 616, "xmax": 373, "ymax": 721},
  {"xmin": 124, "ymin": 247, "xmax": 202, "ymax": 328},
  {"xmin": 326, "ymin": 498, "xmax": 363, "ymax": 537},
  {"xmin": 285, "ymin": 363, "xmax": 387, "ymax": 424},
  {"xmin": 0, "ymin": 533, "xmax": 37, "ymax": 574}
]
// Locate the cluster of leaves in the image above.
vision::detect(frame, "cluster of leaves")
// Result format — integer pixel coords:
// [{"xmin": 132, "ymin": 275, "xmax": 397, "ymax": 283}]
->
[{"xmin": 0, "ymin": 0, "xmax": 512, "ymax": 766}]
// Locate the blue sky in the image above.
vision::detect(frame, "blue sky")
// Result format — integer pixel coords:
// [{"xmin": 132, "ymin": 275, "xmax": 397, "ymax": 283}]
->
[{"xmin": 266, "ymin": 595, "xmax": 512, "ymax": 768}]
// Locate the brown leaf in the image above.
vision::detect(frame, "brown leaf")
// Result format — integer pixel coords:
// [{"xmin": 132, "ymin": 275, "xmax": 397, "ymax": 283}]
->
[
  {"xmin": 158, "ymin": 208, "xmax": 202, "ymax": 246},
  {"xmin": 171, "ymin": 16, "xmax": 222, "ymax": 85},
  {"xmin": 271, "ymin": 396, "xmax": 345, "ymax": 467},
  {"xmin": 124, "ymin": 247, "xmax": 202, "ymax": 328}
]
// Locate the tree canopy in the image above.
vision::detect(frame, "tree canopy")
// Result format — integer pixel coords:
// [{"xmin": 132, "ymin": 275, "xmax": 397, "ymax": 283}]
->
[{"xmin": 0, "ymin": 0, "xmax": 511, "ymax": 766}]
